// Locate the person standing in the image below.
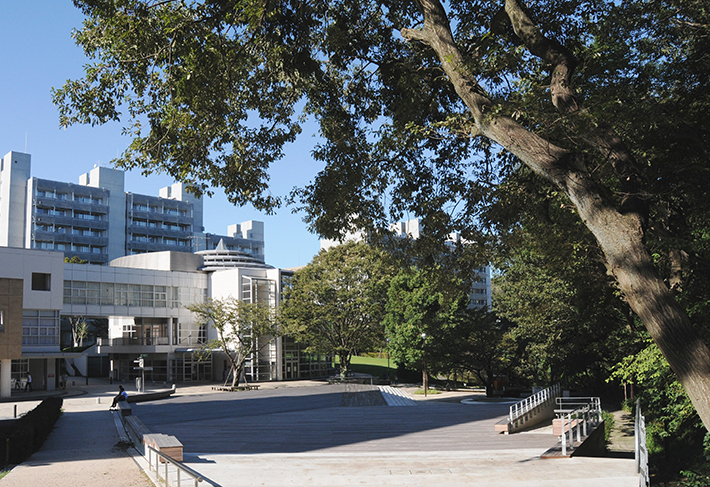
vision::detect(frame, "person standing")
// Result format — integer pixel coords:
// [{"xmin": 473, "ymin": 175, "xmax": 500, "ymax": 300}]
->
[{"xmin": 25, "ymin": 373, "xmax": 32, "ymax": 392}]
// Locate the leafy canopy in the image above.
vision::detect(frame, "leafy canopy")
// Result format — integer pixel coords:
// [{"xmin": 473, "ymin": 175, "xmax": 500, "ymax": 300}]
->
[{"xmin": 280, "ymin": 241, "xmax": 394, "ymax": 377}]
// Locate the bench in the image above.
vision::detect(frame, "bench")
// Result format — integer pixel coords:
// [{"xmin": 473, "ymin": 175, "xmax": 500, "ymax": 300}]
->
[
  {"xmin": 144, "ymin": 433, "xmax": 183, "ymax": 462},
  {"xmin": 212, "ymin": 384, "xmax": 260, "ymax": 392},
  {"xmin": 125, "ymin": 415, "xmax": 152, "ymax": 444},
  {"xmin": 117, "ymin": 401, "xmax": 132, "ymax": 416}
]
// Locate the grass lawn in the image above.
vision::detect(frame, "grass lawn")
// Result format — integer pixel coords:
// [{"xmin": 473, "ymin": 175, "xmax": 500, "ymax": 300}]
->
[{"xmin": 335, "ymin": 355, "xmax": 396, "ymax": 379}]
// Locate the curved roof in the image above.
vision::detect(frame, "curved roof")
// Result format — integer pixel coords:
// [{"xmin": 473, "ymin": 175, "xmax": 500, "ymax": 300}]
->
[{"xmin": 196, "ymin": 239, "xmax": 274, "ymax": 271}]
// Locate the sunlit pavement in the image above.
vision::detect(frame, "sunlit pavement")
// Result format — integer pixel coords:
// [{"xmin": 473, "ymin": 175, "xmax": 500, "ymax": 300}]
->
[{"xmin": 0, "ymin": 380, "xmax": 639, "ymax": 486}]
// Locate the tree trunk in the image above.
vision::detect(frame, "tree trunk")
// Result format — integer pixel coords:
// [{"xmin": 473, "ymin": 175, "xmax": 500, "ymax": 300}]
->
[
  {"xmin": 339, "ymin": 353, "xmax": 350, "ymax": 380},
  {"xmin": 405, "ymin": 0, "xmax": 710, "ymax": 431},
  {"xmin": 423, "ymin": 367, "xmax": 429, "ymax": 397}
]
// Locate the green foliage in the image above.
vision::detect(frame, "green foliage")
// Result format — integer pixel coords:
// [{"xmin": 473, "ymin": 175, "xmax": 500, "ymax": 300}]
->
[
  {"xmin": 384, "ymin": 268, "xmax": 466, "ymax": 376},
  {"xmin": 611, "ymin": 339, "xmax": 708, "ymax": 481},
  {"xmin": 600, "ymin": 410, "xmax": 614, "ymax": 445},
  {"xmin": 444, "ymin": 308, "xmax": 514, "ymax": 396},
  {"xmin": 280, "ymin": 242, "xmax": 394, "ymax": 378},
  {"xmin": 490, "ymin": 184, "xmax": 639, "ymax": 391},
  {"xmin": 64, "ymin": 256, "xmax": 88, "ymax": 264},
  {"xmin": 188, "ymin": 297, "xmax": 277, "ymax": 386},
  {"xmin": 57, "ymin": 0, "xmax": 710, "ymax": 433},
  {"xmin": 0, "ymin": 397, "xmax": 63, "ymax": 467}
]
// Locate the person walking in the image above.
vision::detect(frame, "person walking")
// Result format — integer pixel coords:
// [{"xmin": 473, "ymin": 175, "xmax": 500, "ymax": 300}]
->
[{"xmin": 25, "ymin": 373, "xmax": 32, "ymax": 392}]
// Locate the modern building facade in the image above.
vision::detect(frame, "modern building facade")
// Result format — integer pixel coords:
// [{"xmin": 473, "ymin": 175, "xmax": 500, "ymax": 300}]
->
[
  {"xmin": 0, "ymin": 244, "xmax": 331, "ymax": 397},
  {"xmin": 0, "ymin": 151, "xmax": 264, "ymax": 264}
]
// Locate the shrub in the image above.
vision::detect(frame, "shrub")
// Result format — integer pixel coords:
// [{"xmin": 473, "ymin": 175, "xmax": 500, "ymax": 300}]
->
[{"xmin": 0, "ymin": 397, "xmax": 63, "ymax": 466}]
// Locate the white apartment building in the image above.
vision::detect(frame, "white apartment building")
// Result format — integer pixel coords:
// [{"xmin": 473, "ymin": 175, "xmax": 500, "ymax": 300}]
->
[{"xmin": 0, "ymin": 151, "xmax": 264, "ymax": 264}]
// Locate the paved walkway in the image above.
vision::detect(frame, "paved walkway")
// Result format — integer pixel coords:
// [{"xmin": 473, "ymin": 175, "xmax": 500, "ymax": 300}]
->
[
  {"xmin": 0, "ymin": 380, "xmax": 152, "ymax": 487},
  {"xmin": 608, "ymin": 410, "xmax": 636, "ymax": 457},
  {"xmin": 0, "ymin": 380, "xmax": 640, "ymax": 486}
]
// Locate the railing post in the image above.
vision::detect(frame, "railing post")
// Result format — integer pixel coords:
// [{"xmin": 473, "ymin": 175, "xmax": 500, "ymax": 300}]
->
[{"xmin": 560, "ymin": 415, "xmax": 567, "ymax": 457}]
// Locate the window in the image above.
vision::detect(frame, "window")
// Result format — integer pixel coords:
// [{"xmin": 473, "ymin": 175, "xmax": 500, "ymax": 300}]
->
[
  {"xmin": 0, "ymin": 310, "xmax": 4, "ymax": 333},
  {"xmin": 11, "ymin": 359, "xmax": 28, "ymax": 384},
  {"xmin": 31, "ymin": 273, "xmax": 51, "ymax": 291},
  {"xmin": 22, "ymin": 310, "xmax": 59, "ymax": 345}
]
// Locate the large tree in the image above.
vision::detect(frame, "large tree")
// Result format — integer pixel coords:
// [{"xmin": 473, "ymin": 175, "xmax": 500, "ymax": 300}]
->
[
  {"xmin": 56, "ymin": 1, "xmax": 710, "ymax": 429},
  {"xmin": 280, "ymin": 241, "xmax": 393, "ymax": 378}
]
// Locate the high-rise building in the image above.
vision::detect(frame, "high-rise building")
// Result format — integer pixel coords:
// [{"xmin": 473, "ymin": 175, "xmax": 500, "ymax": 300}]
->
[{"xmin": 0, "ymin": 151, "xmax": 264, "ymax": 264}]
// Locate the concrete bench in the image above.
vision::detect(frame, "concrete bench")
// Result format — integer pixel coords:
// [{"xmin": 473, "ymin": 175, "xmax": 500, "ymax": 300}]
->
[
  {"xmin": 144, "ymin": 433, "xmax": 183, "ymax": 462},
  {"xmin": 212, "ymin": 384, "xmax": 260, "ymax": 392},
  {"xmin": 125, "ymin": 415, "xmax": 151, "ymax": 444},
  {"xmin": 494, "ymin": 419, "xmax": 511, "ymax": 433},
  {"xmin": 117, "ymin": 401, "xmax": 132, "ymax": 416}
]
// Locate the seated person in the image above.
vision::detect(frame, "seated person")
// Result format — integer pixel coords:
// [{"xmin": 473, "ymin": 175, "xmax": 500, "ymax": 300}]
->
[{"xmin": 110, "ymin": 385, "xmax": 128, "ymax": 410}]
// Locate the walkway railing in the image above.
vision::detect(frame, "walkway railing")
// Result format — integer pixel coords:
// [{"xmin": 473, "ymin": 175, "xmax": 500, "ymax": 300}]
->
[
  {"xmin": 146, "ymin": 444, "xmax": 214, "ymax": 487},
  {"xmin": 635, "ymin": 399, "xmax": 649, "ymax": 486},
  {"xmin": 509, "ymin": 383, "xmax": 560, "ymax": 424},
  {"xmin": 555, "ymin": 397, "xmax": 602, "ymax": 456}
]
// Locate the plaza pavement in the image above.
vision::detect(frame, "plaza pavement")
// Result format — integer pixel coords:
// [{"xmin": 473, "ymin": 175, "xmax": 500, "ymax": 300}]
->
[{"xmin": 0, "ymin": 379, "xmax": 640, "ymax": 486}]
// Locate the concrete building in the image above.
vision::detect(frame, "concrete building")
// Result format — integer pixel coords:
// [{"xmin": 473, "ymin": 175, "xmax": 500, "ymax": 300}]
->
[
  {"xmin": 0, "ymin": 151, "xmax": 264, "ymax": 264},
  {"xmin": 0, "ymin": 244, "xmax": 331, "ymax": 397}
]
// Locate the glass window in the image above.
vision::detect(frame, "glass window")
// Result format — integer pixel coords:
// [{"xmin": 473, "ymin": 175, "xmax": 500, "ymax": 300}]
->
[{"xmin": 31, "ymin": 273, "xmax": 51, "ymax": 291}]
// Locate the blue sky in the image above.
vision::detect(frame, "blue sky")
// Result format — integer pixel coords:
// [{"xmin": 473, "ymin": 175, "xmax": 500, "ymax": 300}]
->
[{"xmin": 0, "ymin": 0, "xmax": 323, "ymax": 268}]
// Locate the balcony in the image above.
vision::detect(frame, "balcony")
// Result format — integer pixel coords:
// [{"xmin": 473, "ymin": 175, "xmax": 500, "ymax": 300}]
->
[{"xmin": 96, "ymin": 336, "xmax": 174, "ymax": 354}]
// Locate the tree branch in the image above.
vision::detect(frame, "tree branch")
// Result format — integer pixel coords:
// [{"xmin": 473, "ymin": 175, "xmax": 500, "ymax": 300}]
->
[{"xmin": 504, "ymin": 0, "xmax": 579, "ymax": 114}]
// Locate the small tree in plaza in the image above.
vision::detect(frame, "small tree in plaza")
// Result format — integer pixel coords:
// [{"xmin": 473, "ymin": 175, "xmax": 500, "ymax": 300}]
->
[
  {"xmin": 280, "ymin": 242, "xmax": 393, "ymax": 379},
  {"xmin": 69, "ymin": 316, "xmax": 90, "ymax": 349},
  {"xmin": 188, "ymin": 297, "xmax": 278, "ymax": 387}
]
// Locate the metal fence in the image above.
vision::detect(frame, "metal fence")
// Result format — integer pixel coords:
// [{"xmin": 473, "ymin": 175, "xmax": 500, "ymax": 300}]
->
[
  {"xmin": 635, "ymin": 399, "xmax": 649, "ymax": 486},
  {"xmin": 554, "ymin": 397, "xmax": 602, "ymax": 456},
  {"xmin": 146, "ymin": 444, "xmax": 214, "ymax": 487},
  {"xmin": 509, "ymin": 383, "xmax": 560, "ymax": 424}
]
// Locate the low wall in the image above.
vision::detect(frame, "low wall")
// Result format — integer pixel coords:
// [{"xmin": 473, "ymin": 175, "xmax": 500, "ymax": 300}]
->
[
  {"xmin": 571, "ymin": 420, "xmax": 606, "ymax": 457},
  {"xmin": 510, "ymin": 397, "xmax": 556, "ymax": 433}
]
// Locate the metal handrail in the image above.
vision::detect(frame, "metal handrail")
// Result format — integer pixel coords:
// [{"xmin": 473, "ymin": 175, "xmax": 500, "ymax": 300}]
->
[
  {"xmin": 146, "ymin": 444, "xmax": 213, "ymax": 487},
  {"xmin": 509, "ymin": 383, "xmax": 561, "ymax": 424},
  {"xmin": 556, "ymin": 397, "xmax": 602, "ymax": 456},
  {"xmin": 635, "ymin": 399, "xmax": 649, "ymax": 486}
]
